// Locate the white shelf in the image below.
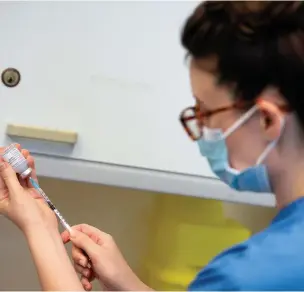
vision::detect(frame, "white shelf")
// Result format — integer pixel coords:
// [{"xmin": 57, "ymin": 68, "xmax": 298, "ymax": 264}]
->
[{"xmin": 33, "ymin": 153, "xmax": 275, "ymax": 208}]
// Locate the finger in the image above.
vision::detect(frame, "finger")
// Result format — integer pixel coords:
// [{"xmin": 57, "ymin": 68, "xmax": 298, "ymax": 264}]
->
[
  {"xmin": 26, "ymin": 155, "xmax": 37, "ymax": 189},
  {"xmin": 72, "ymin": 245, "xmax": 89, "ymax": 268},
  {"xmin": 61, "ymin": 229, "xmax": 71, "ymax": 244},
  {"xmin": 0, "ymin": 162, "xmax": 23, "ymax": 197},
  {"xmin": 19, "ymin": 151, "xmax": 29, "ymax": 188},
  {"xmin": 71, "ymin": 244, "xmax": 91, "ymax": 269},
  {"xmin": 78, "ymin": 223, "xmax": 109, "ymax": 239},
  {"xmin": 15, "ymin": 144, "xmax": 21, "ymax": 151},
  {"xmin": 11, "ymin": 149, "xmax": 29, "ymax": 188},
  {"xmin": 18, "ymin": 174, "xmax": 27, "ymax": 188},
  {"xmin": 26, "ymin": 155, "xmax": 38, "ymax": 182},
  {"xmin": 20, "ymin": 149, "xmax": 38, "ymax": 187},
  {"xmin": 62, "ymin": 223, "xmax": 110, "ymax": 245},
  {"xmin": 61, "ymin": 224, "xmax": 96, "ymax": 244},
  {"xmin": 69, "ymin": 229, "xmax": 99, "ymax": 259},
  {"xmin": 0, "ymin": 158, "xmax": 6, "ymax": 190},
  {"xmin": 73, "ymin": 223, "xmax": 109, "ymax": 243},
  {"xmin": 81, "ymin": 276, "xmax": 93, "ymax": 291},
  {"xmin": 74, "ymin": 263, "xmax": 93, "ymax": 279},
  {"xmin": 21, "ymin": 149, "xmax": 29, "ymax": 158}
]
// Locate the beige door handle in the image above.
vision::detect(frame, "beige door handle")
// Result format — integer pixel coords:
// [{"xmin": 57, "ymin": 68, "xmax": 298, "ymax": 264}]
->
[{"xmin": 6, "ymin": 124, "xmax": 78, "ymax": 144}]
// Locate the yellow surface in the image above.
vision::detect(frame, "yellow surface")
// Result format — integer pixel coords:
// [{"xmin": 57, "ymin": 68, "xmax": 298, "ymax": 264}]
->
[
  {"xmin": 172, "ymin": 219, "xmax": 250, "ymax": 268},
  {"xmin": 145, "ymin": 265, "xmax": 195, "ymax": 291},
  {"xmin": 143, "ymin": 196, "xmax": 226, "ymax": 270},
  {"xmin": 142, "ymin": 195, "xmax": 251, "ymax": 290},
  {"xmin": 152, "ymin": 194, "xmax": 226, "ymax": 225}
]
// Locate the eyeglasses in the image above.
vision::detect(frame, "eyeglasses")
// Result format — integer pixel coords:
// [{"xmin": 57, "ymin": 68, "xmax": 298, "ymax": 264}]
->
[
  {"xmin": 179, "ymin": 102, "xmax": 248, "ymax": 141},
  {"xmin": 179, "ymin": 101, "xmax": 291, "ymax": 141}
]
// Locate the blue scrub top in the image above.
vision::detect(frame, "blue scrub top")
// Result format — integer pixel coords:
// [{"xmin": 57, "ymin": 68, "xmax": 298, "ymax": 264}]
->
[{"xmin": 189, "ymin": 197, "xmax": 304, "ymax": 291}]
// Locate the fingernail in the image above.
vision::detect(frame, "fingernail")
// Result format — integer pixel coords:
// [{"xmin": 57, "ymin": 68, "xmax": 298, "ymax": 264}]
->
[
  {"xmin": 79, "ymin": 259, "xmax": 87, "ymax": 267},
  {"xmin": 84, "ymin": 270, "xmax": 90, "ymax": 277}
]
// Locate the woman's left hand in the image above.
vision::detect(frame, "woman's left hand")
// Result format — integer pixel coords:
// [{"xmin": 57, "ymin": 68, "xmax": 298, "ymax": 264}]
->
[{"xmin": 0, "ymin": 145, "xmax": 58, "ymax": 235}]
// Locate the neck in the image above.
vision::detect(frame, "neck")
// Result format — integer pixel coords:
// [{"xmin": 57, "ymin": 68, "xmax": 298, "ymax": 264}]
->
[{"xmin": 272, "ymin": 159, "xmax": 304, "ymax": 210}]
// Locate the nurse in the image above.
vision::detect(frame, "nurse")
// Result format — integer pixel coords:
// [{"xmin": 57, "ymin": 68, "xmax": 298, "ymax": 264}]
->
[
  {"xmin": 62, "ymin": 1, "xmax": 304, "ymax": 290},
  {"xmin": 1, "ymin": 0, "xmax": 304, "ymax": 291}
]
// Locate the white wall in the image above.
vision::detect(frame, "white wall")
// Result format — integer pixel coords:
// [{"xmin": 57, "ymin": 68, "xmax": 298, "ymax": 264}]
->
[{"xmin": 0, "ymin": 178, "xmax": 277, "ymax": 290}]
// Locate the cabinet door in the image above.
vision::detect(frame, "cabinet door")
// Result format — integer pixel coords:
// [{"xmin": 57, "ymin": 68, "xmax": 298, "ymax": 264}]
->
[{"xmin": 0, "ymin": 1, "xmax": 215, "ymax": 178}]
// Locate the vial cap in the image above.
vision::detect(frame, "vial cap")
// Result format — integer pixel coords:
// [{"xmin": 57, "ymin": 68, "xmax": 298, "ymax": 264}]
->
[{"xmin": 20, "ymin": 168, "xmax": 32, "ymax": 179}]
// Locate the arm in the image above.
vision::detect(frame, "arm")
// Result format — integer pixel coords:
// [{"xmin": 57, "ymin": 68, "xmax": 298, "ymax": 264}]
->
[
  {"xmin": 0, "ymin": 147, "xmax": 83, "ymax": 291},
  {"xmin": 25, "ymin": 224, "xmax": 84, "ymax": 291}
]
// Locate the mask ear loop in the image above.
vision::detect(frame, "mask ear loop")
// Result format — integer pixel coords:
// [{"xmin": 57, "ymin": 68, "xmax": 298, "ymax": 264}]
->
[
  {"xmin": 255, "ymin": 98, "xmax": 286, "ymax": 165},
  {"xmin": 256, "ymin": 117, "xmax": 286, "ymax": 165},
  {"xmin": 223, "ymin": 105, "xmax": 259, "ymax": 139}
]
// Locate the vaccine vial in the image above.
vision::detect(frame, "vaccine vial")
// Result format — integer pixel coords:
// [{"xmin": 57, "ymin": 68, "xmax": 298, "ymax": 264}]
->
[{"xmin": 2, "ymin": 144, "xmax": 32, "ymax": 179}]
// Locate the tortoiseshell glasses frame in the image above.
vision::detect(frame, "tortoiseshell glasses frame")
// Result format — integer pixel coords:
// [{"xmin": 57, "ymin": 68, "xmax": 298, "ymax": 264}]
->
[{"xmin": 179, "ymin": 101, "xmax": 290, "ymax": 141}]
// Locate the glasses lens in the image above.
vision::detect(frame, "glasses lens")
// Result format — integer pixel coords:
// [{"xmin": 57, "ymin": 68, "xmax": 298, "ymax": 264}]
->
[{"xmin": 182, "ymin": 107, "xmax": 202, "ymax": 140}]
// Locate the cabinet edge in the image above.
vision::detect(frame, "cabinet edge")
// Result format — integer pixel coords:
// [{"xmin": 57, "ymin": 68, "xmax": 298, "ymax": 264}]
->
[{"xmin": 33, "ymin": 154, "xmax": 275, "ymax": 207}]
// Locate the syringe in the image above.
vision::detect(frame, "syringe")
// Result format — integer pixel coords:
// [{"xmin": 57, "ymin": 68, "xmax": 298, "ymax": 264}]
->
[
  {"xmin": 29, "ymin": 177, "xmax": 72, "ymax": 233},
  {"xmin": 2, "ymin": 144, "xmax": 72, "ymax": 233}
]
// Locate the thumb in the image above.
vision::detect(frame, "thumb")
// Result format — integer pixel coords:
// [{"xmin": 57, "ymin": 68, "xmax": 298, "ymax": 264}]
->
[
  {"xmin": 70, "ymin": 229, "xmax": 99, "ymax": 259},
  {"xmin": 0, "ymin": 162, "xmax": 23, "ymax": 196}
]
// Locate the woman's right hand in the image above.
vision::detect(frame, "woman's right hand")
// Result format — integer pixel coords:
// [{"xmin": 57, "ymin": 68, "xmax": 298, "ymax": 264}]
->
[
  {"xmin": 61, "ymin": 224, "xmax": 150, "ymax": 291},
  {"xmin": 61, "ymin": 224, "xmax": 151, "ymax": 291}
]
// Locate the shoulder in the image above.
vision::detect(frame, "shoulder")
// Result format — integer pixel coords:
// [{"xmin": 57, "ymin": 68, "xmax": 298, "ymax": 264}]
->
[
  {"xmin": 188, "ymin": 241, "xmax": 249, "ymax": 291},
  {"xmin": 188, "ymin": 224, "xmax": 304, "ymax": 291}
]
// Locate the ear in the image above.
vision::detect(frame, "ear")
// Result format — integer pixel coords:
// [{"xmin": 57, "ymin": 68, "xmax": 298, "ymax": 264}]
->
[{"xmin": 256, "ymin": 99, "xmax": 284, "ymax": 141}]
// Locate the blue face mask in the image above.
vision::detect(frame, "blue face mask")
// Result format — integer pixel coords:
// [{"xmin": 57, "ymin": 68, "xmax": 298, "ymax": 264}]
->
[{"xmin": 197, "ymin": 106, "xmax": 284, "ymax": 193}]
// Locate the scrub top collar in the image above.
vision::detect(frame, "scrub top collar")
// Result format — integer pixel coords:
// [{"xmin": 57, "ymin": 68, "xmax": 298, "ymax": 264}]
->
[{"xmin": 272, "ymin": 196, "xmax": 304, "ymax": 224}]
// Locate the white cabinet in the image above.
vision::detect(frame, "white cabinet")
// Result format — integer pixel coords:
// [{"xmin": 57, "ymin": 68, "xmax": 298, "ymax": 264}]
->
[
  {"xmin": 0, "ymin": 1, "xmax": 210, "ymax": 175},
  {"xmin": 0, "ymin": 2, "xmax": 275, "ymax": 206}
]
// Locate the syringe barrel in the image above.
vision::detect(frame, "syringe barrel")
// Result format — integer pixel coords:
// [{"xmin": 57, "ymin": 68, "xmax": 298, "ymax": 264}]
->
[{"xmin": 2, "ymin": 144, "xmax": 32, "ymax": 178}]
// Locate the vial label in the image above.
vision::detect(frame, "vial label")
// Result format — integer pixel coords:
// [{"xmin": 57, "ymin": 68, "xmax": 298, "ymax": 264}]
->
[{"xmin": 3, "ymin": 146, "xmax": 29, "ymax": 174}]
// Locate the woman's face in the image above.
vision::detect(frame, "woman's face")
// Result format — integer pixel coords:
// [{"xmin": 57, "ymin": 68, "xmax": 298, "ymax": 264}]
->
[{"xmin": 189, "ymin": 58, "xmax": 269, "ymax": 171}]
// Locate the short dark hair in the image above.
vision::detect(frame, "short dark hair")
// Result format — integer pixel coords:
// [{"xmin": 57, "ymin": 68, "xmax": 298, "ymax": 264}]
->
[{"xmin": 181, "ymin": 1, "xmax": 304, "ymax": 127}]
